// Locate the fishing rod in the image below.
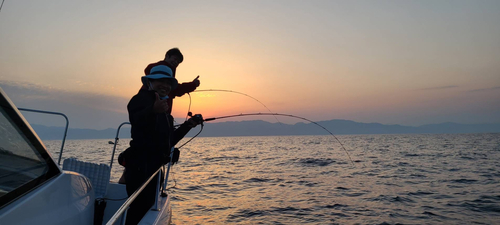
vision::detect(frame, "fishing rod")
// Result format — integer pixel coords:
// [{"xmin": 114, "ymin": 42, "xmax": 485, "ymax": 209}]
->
[
  {"xmin": 193, "ymin": 89, "xmax": 281, "ymax": 123},
  {"xmin": 177, "ymin": 89, "xmax": 354, "ymax": 164},
  {"xmin": 177, "ymin": 88, "xmax": 281, "ymax": 139},
  {"xmin": 177, "ymin": 112, "xmax": 204, "ymax": 149},
  {"xmin": 202, "ymin": 112, "xmax": 355, "ymax": 166}
]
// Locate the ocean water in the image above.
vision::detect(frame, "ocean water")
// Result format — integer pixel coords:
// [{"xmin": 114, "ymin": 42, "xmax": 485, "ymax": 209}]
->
[{"xmin": 44, "ymin": 133, "xmax": 500, "ymax": 225}]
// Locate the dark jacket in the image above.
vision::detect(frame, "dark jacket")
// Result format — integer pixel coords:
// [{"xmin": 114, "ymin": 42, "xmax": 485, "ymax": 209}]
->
[
  {"xmin": 144, "ymin": 61, "xmax": 199, "ymax": 114},
  {"xmin": 126, "ymin": 89, "xmax": 192, "ymax": 174}
]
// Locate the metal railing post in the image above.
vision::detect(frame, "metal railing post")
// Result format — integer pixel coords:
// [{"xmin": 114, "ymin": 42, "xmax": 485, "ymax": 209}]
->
[
  {"xmin": 109, "ymin": 122, "xmax": 130, "ymax": 170},
  {"xmin": 162, "ymin": 147, "xmax": 175, "ymax": 191},
  {"xmin": 120, "ymin": 209, "xmax": 128, "ymax": 225},
  {"xmin": 18, "ymin": 108, "xmax": 69, "ymax": 165},
  {"xmin": 153, "ymin": 171, "xmax": 162, "ymax": 211}
]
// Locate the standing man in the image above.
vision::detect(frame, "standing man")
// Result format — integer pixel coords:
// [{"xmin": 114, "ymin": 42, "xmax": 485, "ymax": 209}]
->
[
  {"xmin": 125, "ymin": 65, "xmax": 202, "ymax": 225},
  {"xmin": 144, "ymin": 48, "xmax": 200, "ymax": 114},
  {"xmin": 117, "ymin": 48, "xmax": 200, "ymax": 185}
]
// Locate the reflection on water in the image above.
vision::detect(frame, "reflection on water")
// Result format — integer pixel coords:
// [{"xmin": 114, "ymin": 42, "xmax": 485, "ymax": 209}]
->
[{"xmin": 44, "ymin": 133, "xmax": 500, "ymax": 224}]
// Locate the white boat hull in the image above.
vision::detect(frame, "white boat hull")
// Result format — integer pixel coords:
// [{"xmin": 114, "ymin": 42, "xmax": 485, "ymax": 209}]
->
[
  {"xmin": 139, "ymin": 193, "xmax": 172, "ymax": 225},
  {"xmin": 0, "ymin": 171, "xmax": 94, "ymax": 225}
]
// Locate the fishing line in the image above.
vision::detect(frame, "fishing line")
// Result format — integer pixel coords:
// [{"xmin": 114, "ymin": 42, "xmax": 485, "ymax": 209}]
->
[
  {"xmin": 176, "ymin": 89, "xmax": 275, "ymax": 147},
  {"xmin": 203, "ymin": 112, "xmax": 355, "ymax": 166},
  {"xmin": 184, "ymin": 92, "xmax": 192, "ymax": 122},
  {"xmin": 174, "ymin": 88, "xmax": 280, "ymax": 141},
  {"xmin": 161, "ymin": 164, "xmax": 178, "ymax": 191},
  {"xmin": 193, "ymin": 89, "xmax": 281, "ymax": 123},
  {"xmin": 174, "ymin": 90, "xmax": 354, "ymax": 164},
  {"xmin": 177, "ymin": 122, "xmax": 204, "ymax": 149},
  {"xmin": 177, "ymin": 89, "xmax": 278, "ymax": 126},
  {"xmin": 166, "ymin": 167, "xmax": 177, "ymax": 190}
]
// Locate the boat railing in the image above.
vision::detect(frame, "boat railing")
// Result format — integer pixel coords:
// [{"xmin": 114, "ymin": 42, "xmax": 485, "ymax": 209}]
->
[
  {"xmin": 17, "ymin": 108, "xmax": 129, "ymax": 170},
  {"xmin": 106, "ymin": 166, "xmax": 164, "ymax": 225},
  {"xmin": 109, "ymin": 122, "xmax": 130, "ymax": 170},
  {"xmin": 18, "ymin": 107, "xmax": 69, "ymax": 165}
]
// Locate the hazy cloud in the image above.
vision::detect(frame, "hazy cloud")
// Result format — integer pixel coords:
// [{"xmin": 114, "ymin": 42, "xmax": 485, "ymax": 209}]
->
[
  {"xmin": 417, "ymin": 85, "xmax": 458, "ymax": 91},
  {"xmin": 467, "ymin": 86, "xmax": 500, "ymax": 93},
  {"xmin": 1, "ymin": 80, "xmax": 128, "ymax": 111},
  {"xmin": 0, "ymin": 80, "xmax": 130, "ymax": 129}
]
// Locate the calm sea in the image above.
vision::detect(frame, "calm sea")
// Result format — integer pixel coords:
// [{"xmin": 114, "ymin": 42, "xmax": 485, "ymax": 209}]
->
[{"xmin": 43, "ymin": 133, "xmax": 500, "ymax": 225}]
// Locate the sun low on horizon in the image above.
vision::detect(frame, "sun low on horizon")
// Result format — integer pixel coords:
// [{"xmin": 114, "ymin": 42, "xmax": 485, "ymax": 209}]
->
[{"xmin": 0, "ymin": 0, "xmax": 499, "ymax": 129}]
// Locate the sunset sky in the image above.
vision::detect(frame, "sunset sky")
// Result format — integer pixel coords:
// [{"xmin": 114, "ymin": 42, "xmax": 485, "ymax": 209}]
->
[{"xmin": 1, "ymin": 0, "xmax": 499, "ymax": 129}]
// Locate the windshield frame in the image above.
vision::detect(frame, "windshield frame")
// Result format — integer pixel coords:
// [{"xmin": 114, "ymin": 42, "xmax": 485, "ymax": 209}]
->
[{"xmin": 0, "ymin": 88, "xmax": 61, "ymax": 209}]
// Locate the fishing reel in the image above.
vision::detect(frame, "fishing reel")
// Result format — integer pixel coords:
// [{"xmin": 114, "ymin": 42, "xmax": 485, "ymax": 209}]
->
[
  {"xmin": 187, "ymin": 112, "xmax": 204, "ymax": 125},
  {"xmin": 177, "ymin": 112, "xmax": 204, "ymax": 149}
]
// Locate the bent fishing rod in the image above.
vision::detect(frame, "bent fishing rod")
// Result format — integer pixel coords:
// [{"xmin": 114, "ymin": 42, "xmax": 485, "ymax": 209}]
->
[
  {"xmin": 192, "ymin": 89, "xmax": 281, "ymax": 123},
  {"xmin": 177, "ymin": 87, "xmax": 278, "ymax": 147},
  {"xmin": 176, "ymin": 88, "xmax": 355, "ymax": 165},
  {"xmin": 178, "ymin": 88, "xmax": 280, "ymax": 137},
  {"xmin": 179, "ymin": 112, "xmax": 355, "ymax": 166},
  {"xmin": 194, "ymin": 89, "xmax": 275, "ymax": 116}
]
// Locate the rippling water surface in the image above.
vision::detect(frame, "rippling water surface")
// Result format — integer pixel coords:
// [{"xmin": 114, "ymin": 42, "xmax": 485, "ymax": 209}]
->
[{"xmin": 45, "ymin": 133, "xmax": 500, "ymax": 224}]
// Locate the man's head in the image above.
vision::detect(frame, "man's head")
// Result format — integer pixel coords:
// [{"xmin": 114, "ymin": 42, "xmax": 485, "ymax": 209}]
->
[
  {"xmin": 164, "ymin": 48, "xmax": 184, "ymax": 69},
  {"xmin": 141, "ymin": 65, "xmax": 178, "ymax": 97}
]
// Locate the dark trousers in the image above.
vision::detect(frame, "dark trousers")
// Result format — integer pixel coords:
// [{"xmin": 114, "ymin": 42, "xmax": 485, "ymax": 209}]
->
[{"xmin": 125, "ymin": 166, "xmax": 158, "ymax": 225}]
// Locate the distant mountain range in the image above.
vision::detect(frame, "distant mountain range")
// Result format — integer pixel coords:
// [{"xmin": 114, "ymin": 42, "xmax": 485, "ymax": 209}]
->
[{"xmin": 29, "ymin": 119, "xmax": 500, "ymax": 140}]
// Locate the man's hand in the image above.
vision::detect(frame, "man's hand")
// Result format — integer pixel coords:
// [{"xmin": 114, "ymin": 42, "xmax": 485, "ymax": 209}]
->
[
  {"xmin": 153, "ymin": 92, "xmax": 169, "ymax": 113},
  {"xmin": 187, "ymin": 114, "xmax": 203, "ymax": 128},
  {"xmin": 193, "ymin": 75, "xmax": 200, "ymax": 87}
]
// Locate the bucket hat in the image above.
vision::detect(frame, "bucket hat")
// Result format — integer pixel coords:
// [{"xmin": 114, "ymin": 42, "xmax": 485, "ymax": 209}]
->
[{"xmin": 141, "ymin": 65, "xmax": 178, "ymax": 89}]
